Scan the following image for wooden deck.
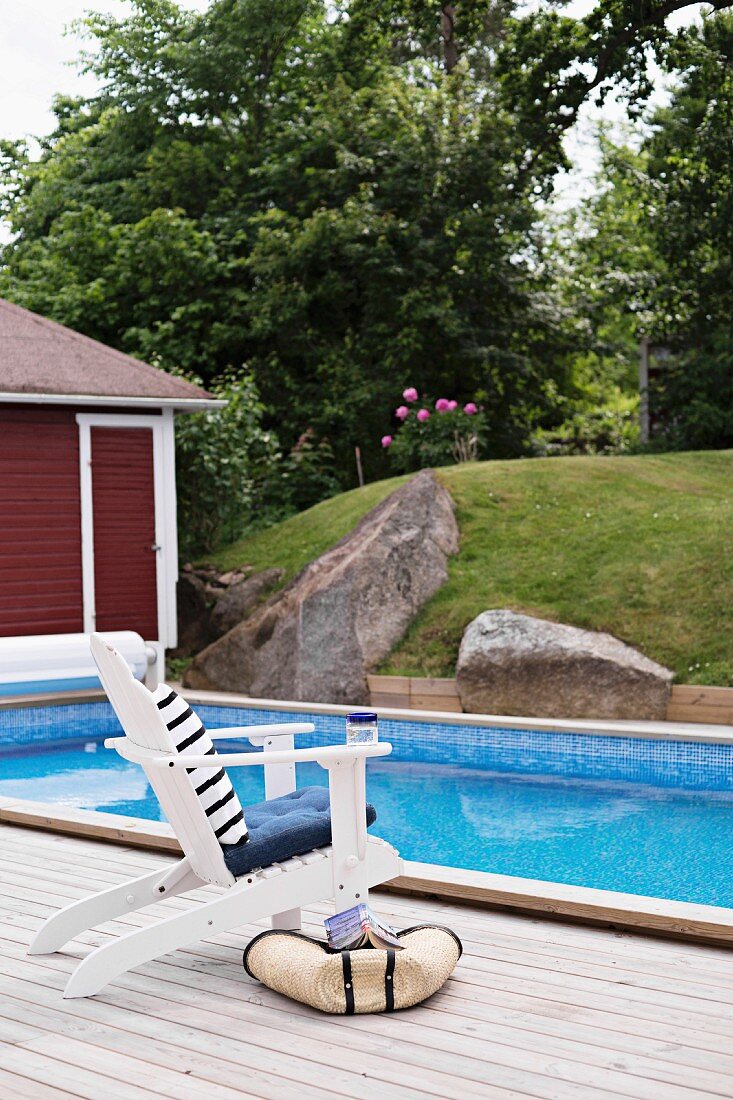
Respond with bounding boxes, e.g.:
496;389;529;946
1;825;733;1100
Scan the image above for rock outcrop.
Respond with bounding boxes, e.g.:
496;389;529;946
172;570;212;658
209;568;284;639
456;610;673;720
172;564;283;658
184;470;459;703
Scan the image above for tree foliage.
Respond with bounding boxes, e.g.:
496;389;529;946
645;14;733;452
554;11;733;452
174;371;283;557
1;0;729;522
645;12;733;345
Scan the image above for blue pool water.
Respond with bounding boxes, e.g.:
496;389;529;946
2;701;733;907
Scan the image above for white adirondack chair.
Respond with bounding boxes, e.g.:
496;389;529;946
29;634;402;998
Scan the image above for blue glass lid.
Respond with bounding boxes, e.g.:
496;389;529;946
346;711;378;722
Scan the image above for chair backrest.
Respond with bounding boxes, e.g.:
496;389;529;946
91;633;234;887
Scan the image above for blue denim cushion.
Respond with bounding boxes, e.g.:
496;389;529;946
221;786;377;878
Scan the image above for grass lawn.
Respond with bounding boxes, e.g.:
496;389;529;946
207;450;733;685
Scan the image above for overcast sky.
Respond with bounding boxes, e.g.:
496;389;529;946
0;0;703;208
0;1;207;145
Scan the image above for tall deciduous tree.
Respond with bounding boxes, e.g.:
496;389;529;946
554;12;733;451
1;0;727;485
644;12;733;448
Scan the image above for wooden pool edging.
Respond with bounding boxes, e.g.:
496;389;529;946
2;795;732;947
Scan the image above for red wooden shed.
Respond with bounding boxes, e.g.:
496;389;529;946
0;298;220;653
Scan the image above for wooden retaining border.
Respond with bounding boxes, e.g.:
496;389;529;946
3;797;733;945
368;675;733;725
3;678;730;724
367;675;462;712
666;684;733;725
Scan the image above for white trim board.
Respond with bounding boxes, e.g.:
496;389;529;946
76;412;178;649
0;391;223;411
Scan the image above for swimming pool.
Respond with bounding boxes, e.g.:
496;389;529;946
2;699;733;907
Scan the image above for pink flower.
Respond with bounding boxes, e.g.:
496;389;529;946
463;402;478;415
417;409;431;423
402;387;418;403
395;405;409;421
447;400;458;411
381;435;393;448
435;398;450;413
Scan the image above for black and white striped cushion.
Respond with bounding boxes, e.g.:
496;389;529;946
153;684;248;847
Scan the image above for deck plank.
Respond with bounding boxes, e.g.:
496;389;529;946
3;867;730;1029
7;900;733;1069
0;1066;79;1100
1;823;733;1099
3;930;730;1099
7;827;733;968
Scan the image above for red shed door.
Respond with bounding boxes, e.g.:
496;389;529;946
0;406;83;636
90;427;159;639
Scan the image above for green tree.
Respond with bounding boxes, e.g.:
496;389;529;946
645;13;733;345
645;15;733;456
535;138;660;452
1;0;728;490
174;370;283;558
553;12;733;452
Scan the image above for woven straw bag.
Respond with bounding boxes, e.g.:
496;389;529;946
243;925;462;1014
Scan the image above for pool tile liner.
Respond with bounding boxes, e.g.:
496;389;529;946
2;700;732;790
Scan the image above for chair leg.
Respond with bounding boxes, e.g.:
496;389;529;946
29;860;200;956
271;907;301;930
64;858;333;998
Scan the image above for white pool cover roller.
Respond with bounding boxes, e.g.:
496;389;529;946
0;631;156;697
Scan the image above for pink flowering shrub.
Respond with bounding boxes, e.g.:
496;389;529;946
381;387;487;472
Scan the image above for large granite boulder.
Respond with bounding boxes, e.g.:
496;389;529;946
184;470;459;703
456;610;673;720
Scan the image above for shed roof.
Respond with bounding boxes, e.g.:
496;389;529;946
0;298;220;409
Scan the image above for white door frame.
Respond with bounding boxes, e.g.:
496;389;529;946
76;410;178;648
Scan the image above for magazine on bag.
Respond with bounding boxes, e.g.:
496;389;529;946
324;903;404;951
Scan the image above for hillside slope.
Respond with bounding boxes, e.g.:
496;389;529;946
208;451;733;685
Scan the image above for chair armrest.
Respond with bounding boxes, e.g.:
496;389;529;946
105;735;386;898
210;723;315;740
105;737;391;769
241;725;314;800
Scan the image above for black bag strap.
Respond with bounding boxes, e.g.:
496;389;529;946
384;949;396;1012
342;951;355;1014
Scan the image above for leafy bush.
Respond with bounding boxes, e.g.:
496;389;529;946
175;371;282;559
276;429;342;514
647;335;733;452
383;388;488;473
532;407;639;457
